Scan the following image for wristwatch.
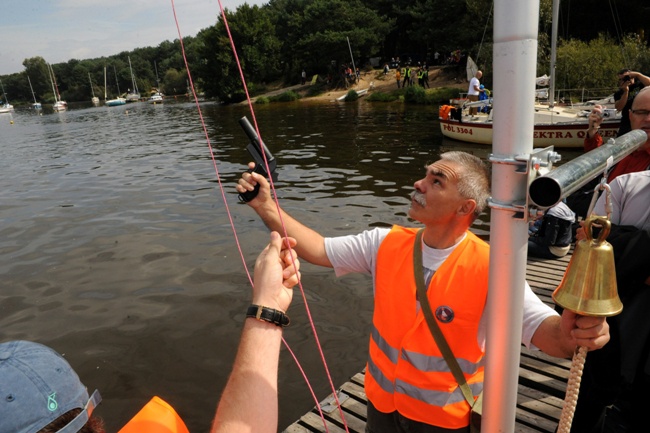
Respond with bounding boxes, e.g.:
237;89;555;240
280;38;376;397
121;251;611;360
246;304;290;327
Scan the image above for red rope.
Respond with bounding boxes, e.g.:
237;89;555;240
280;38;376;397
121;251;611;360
169;1;350;431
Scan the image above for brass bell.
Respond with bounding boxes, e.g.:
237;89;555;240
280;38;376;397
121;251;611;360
552;215;623;317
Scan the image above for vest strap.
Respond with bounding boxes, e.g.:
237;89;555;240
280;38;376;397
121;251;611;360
413;229;477;409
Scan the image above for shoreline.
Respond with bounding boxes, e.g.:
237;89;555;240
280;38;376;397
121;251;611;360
251;66;468;103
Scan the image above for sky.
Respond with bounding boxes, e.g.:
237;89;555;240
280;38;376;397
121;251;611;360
1;0;265;76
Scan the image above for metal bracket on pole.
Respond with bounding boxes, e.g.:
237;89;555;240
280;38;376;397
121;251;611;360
488;147;561;221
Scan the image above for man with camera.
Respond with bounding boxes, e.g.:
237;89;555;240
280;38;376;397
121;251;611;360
614;69;650;136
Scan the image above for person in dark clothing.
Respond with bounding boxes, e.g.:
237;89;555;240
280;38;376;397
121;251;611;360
527;201;575;259
613;69;650;136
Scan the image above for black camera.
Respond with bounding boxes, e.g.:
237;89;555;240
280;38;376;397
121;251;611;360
623;75;631;82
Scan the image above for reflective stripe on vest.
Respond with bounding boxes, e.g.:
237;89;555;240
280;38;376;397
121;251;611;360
371;325;483;375
365;225;489;429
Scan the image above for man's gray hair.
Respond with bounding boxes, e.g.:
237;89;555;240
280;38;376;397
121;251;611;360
440;151;491;217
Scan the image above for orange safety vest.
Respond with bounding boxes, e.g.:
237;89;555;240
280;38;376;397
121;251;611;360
365;226;489;429
439;105;453;120
118;396;189;433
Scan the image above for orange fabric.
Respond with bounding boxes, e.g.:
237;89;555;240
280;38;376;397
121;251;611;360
118;396;189;433
439;105;453;120
583;133;603;152
365;226;489;429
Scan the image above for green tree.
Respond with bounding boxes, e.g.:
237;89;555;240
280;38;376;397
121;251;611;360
199;4;282;102
298;0;392;67
23;57;51;101
162;68;188;95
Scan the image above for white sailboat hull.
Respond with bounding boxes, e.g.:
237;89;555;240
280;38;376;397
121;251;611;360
440;104;621;148
53;101;68;112
106;98;126;107
440;117;620;148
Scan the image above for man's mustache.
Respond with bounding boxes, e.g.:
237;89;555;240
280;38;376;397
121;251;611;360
411;191;426;207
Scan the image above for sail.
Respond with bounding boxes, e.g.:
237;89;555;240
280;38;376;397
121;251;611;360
466;56;478;82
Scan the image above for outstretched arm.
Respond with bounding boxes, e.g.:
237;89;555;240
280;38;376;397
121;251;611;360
237;161;332;267
211;232;301;433
531;310;610;358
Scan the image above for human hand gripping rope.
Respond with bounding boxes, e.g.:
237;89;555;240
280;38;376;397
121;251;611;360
169;1;350;432
552;185;622;433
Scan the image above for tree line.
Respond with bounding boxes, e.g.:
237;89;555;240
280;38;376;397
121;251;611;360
1;0;648;105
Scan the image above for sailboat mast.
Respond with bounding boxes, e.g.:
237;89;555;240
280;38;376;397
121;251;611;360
50;64;62;102
0;78;8;105
346;37;357;77
154;61;160;89
114;66;121;95
89;72;96;98
549;0;559;108
28;75;38;103
48;64;58;103
104;66;107;100
128;56;139;94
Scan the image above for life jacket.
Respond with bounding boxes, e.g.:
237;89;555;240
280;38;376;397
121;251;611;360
365;226;489;429
118;396;189;433
439;105;453;120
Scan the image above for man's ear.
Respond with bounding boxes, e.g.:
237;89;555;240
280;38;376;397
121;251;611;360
458;199;477;217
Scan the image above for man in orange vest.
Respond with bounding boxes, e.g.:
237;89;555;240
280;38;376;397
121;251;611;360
0;232;300;433
237;151;610;432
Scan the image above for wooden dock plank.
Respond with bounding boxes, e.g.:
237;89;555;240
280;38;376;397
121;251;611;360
284;254;576;433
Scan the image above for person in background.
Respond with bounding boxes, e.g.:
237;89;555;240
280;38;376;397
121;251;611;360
527;201;575;259
613;69;650;136
402;65;411;88
395;68;401;89
301;69;306;85
467;70;482;115
570;171;650;432
567;89;650;219
237;150;610;433
0;232;300;433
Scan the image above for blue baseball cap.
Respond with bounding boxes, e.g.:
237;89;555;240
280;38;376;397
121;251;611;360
0;341;101;433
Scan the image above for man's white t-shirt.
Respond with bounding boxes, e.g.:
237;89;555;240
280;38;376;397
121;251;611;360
324;227;558;350
468;77;480;96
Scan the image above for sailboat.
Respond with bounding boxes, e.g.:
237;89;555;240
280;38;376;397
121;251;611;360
89;72;100;107
148;61;164;104
27;76;42;110
125;56;141;102
0;78;14;113
48;63;68;112
105;66;126;107
439;0;621;148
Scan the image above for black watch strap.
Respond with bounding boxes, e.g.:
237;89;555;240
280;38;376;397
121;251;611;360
246;304;290;327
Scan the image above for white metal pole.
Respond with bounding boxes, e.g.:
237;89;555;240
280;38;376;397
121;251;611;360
483;0;539;432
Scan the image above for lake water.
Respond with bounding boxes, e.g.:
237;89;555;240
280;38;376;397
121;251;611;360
0;99;580;432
